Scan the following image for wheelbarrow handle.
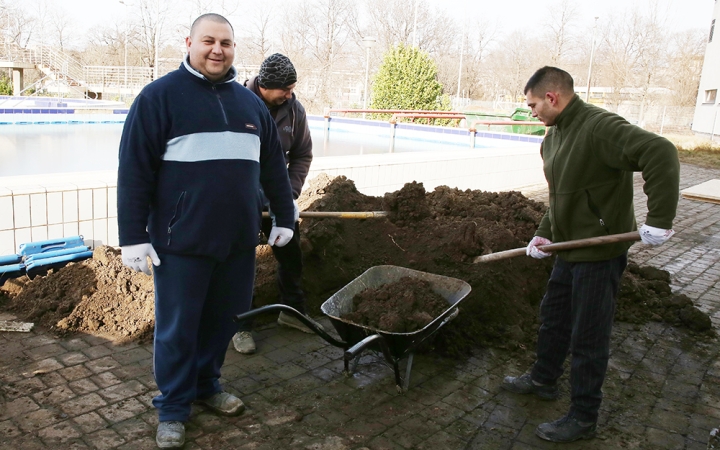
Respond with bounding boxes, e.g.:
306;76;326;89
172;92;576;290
473;231;641;263
233;304;348;348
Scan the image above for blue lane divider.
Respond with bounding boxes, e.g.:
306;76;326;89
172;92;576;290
1;236;94;284
24;246;91;262
0;254;22;265
19;236;86;256
25;251;94;272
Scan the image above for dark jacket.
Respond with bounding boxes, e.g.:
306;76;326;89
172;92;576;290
244;76;313;199
117;59;295;260
536;95;680;262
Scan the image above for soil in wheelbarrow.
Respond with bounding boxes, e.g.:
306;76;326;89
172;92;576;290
0;173;713;351
342;277;450;333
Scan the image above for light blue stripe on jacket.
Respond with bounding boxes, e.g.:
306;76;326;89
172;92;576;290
163;131;260;162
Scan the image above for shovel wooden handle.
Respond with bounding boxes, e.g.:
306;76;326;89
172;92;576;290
473;231;641;263
262;211;389;219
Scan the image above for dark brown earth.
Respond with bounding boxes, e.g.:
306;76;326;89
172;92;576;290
342;277;449;333
0;173;713;356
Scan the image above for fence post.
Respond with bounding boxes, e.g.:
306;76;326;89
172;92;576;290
712;109;719;142
389;122;397;153
323;108;331;156
659;106;667;135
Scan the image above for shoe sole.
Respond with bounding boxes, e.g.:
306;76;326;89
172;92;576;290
535;428;596;442
196;400;246;416
156;438;185;448
234;347;256;354
501;382;558;400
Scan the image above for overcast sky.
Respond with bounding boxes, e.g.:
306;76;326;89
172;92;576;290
60;0;715;42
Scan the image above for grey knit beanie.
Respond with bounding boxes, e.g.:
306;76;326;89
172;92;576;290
258;53;297;89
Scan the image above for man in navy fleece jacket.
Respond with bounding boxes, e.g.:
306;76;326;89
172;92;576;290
117;13;295;449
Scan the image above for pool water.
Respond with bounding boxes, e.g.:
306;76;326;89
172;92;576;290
0;120;479;177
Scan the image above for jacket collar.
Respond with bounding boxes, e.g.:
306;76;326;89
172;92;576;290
181;55;238;85
554;94;583;129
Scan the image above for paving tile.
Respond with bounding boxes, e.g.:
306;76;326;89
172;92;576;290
83;428;126;450
72;411;109;434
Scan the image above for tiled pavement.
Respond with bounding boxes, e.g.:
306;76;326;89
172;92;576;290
1;163;719;450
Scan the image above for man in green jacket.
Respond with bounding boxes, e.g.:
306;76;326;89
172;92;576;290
501;66;679;443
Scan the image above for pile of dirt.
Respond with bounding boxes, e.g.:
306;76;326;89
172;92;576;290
342;277;449;333
0;173;713;352
0;246;155;344
617;263;712;332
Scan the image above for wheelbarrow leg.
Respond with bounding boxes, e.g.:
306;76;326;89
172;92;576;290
402;354;414;392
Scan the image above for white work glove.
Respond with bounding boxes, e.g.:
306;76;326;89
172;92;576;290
267;200;300;227
121;243;161;275
267;226;294;247
640;224;675;246
526;236;553;259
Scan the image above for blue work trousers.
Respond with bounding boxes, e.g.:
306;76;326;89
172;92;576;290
531;252;627;423
152;249;255;422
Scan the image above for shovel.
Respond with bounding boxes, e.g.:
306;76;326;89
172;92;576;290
262;211;389;219
473;231;641;264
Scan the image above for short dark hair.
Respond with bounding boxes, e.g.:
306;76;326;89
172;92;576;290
524;66;574;96
190;13;234;38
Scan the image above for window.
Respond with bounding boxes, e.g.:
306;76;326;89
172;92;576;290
705;89;717;103
710;19;715;43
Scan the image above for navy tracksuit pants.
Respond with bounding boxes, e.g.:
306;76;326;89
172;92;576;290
237;218;305;332
152;249;255;422
530;252;627;423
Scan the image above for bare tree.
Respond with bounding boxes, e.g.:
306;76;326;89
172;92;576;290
47;7;76;51
543;0;580;65
485;30;545;104
364;0;456;56
278;0;359;110
436;18;496;101
667;29;706;106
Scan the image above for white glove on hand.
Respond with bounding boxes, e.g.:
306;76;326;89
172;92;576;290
526;236;553;259
640;224;675;246
268;226;294;247
121;243;161;275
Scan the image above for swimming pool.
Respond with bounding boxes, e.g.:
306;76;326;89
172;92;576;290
0;115;537;177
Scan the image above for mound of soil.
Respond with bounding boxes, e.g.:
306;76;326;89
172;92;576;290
0;173;713;352
342;277;449;333
0;246;155;344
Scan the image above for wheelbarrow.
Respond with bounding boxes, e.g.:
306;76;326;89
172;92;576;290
234;265;471;392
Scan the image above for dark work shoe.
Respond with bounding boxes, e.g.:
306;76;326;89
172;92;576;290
535;415;597;442
501;373;558;400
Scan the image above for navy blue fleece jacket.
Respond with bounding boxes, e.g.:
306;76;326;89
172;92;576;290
117;59;294;260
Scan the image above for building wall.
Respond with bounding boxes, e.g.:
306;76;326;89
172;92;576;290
693;1;720;138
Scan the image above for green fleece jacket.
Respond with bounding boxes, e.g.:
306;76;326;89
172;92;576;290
536;95;679;262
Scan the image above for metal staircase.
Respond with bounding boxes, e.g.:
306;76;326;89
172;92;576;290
3;42;89;97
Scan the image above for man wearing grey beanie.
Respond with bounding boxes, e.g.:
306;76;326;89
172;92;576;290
233;53;318;354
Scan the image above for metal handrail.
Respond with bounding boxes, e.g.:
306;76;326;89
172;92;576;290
468;120;544;132
325;108;464;118
389;113;466;124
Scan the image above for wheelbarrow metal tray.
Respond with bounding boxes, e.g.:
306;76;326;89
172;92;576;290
321;265;471;360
